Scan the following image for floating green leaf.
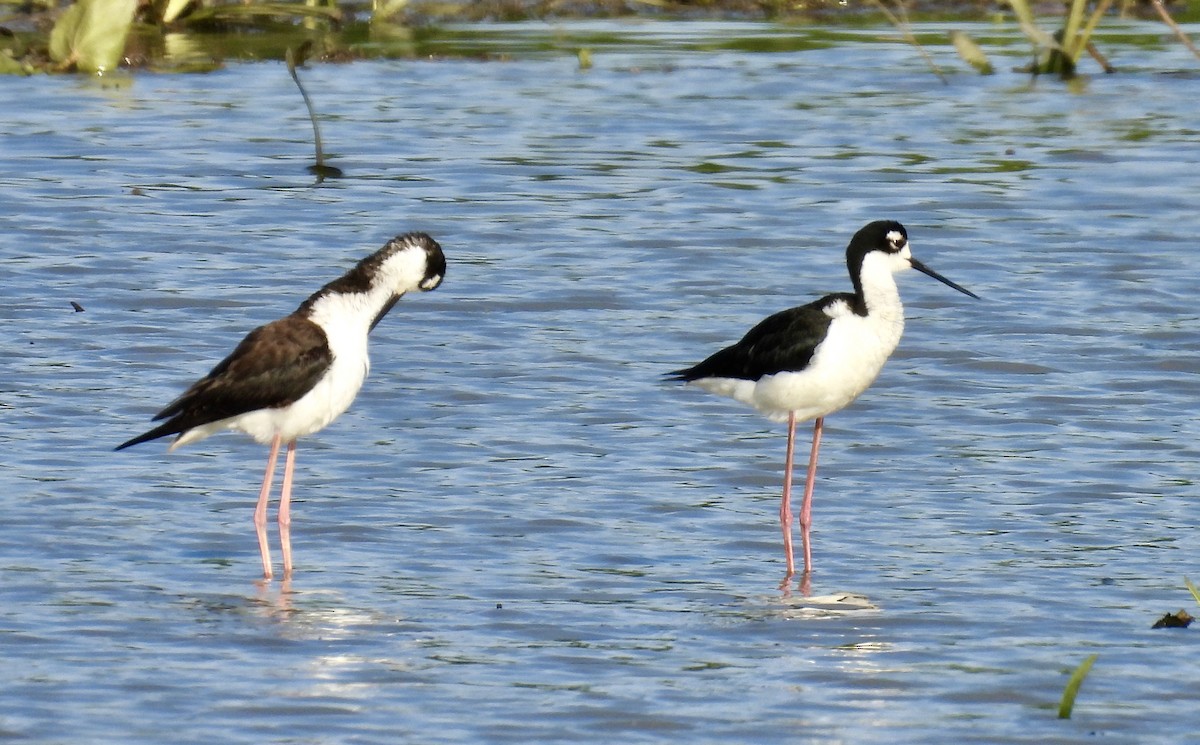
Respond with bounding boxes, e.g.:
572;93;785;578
1057;653;1098;720
49;0;137;74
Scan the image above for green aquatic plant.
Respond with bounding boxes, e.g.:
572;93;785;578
373;0;411;21
9;0;368;73
1006;0;1115;76
1185;576;1200;606
149;0;196;24
948;29;993;74
1057;653;1098;719
48;0;137;73
179;2;343;26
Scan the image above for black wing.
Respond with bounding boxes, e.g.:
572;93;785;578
116;315;332;450
668;294;851;383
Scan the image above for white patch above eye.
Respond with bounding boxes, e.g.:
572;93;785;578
886;230;906;249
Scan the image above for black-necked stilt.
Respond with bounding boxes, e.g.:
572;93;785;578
116;232;446;580
668;220;976;584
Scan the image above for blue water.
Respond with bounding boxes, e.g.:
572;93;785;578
2;20;1199;743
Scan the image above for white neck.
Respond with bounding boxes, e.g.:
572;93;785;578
858;250;906;322
306;284;394;336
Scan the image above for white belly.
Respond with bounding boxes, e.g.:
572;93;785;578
240;355;369;443
695;311;903;423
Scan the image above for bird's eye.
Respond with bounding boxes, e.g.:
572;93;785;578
885;231;906;251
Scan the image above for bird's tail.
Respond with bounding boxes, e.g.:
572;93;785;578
664;366;701;383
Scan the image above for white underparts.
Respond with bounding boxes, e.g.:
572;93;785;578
693;249;911;423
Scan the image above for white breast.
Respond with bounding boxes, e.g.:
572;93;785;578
266;336;369;442
217;293;375;446
748;251;911;422
273;293;372;441
751;308;903;422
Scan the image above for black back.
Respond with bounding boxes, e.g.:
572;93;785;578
668;220;910;384
115;315;332;450
667;293;855;383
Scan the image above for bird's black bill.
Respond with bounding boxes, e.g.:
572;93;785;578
910;258;979;299
369;295;401;332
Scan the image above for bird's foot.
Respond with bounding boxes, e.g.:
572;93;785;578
780;568;813;597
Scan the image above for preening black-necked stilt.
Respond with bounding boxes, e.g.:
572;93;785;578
116;233;447;580
668;220;976;584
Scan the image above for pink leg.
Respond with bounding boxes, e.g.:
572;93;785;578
779;412;797;578
255;434;282;580
799;417;824;576
279;441;297;579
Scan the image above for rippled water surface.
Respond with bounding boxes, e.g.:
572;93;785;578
3;20;1200;743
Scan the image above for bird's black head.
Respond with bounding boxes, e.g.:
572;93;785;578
844;219;977;300
416;234;447;292
850;219;908;256
299;233;447;326
371;232;446;294
845;220;908;283
363;233;446;331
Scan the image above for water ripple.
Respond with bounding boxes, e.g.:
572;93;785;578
2;21;1199;744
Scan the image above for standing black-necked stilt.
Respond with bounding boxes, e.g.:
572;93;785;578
116;232;446;580
668;220;976;585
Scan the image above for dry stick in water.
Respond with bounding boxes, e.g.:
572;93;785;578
286;45;342;179
1150;0;1200;62
1075;0;1116;72
867;0;947;85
